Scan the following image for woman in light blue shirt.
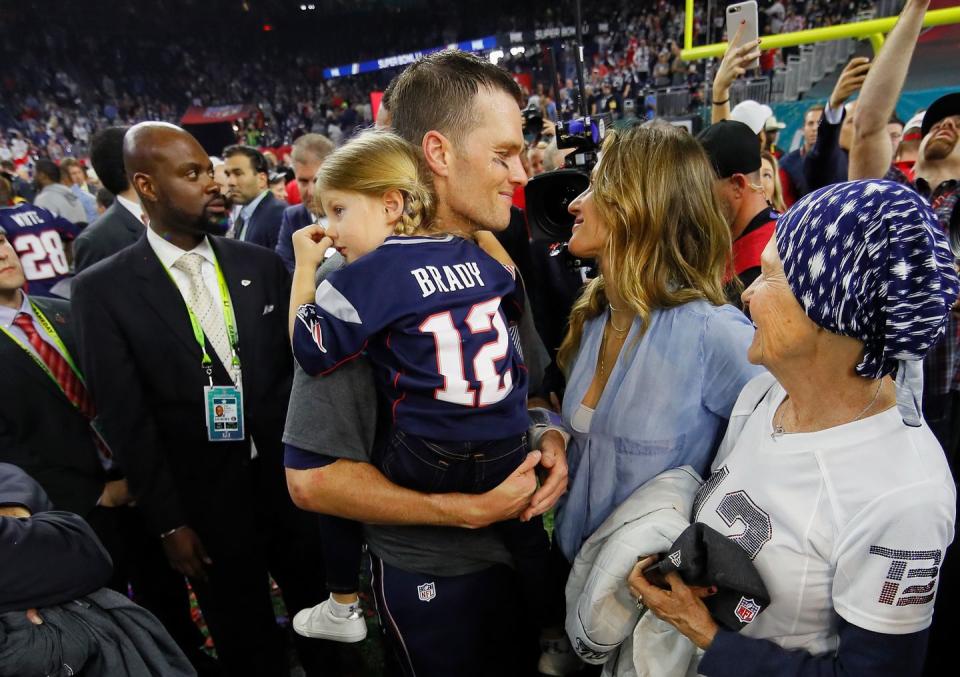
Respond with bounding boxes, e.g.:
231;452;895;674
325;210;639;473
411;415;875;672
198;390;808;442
553;123;763;561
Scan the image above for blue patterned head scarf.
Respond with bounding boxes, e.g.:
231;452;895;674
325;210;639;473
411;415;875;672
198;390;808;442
776;180;959;426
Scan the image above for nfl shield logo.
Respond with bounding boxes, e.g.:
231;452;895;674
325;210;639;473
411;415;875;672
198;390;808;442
417;582;437;602
668;550;682;567
735;596;761;624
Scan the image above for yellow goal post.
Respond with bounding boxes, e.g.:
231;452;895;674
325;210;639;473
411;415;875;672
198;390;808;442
681;0;960;60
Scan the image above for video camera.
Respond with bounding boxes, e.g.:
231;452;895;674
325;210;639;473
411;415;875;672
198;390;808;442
525;112;611;242
522;103;544;145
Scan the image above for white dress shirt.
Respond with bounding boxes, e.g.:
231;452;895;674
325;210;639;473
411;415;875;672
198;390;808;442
0;291;70;364
145;227;224;310
236;189;269;241
144;228;256;458
115;194;148;225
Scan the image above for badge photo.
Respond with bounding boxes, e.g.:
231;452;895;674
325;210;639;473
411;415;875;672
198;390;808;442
204;385;245;441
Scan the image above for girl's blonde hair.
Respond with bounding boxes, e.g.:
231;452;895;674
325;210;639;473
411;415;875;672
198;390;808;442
556;123;733;372
313;129;435;235
760;150;786;212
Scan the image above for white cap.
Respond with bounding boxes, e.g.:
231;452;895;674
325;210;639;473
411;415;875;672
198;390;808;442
764;115;786;131
904;111;925;133
730;100;774;135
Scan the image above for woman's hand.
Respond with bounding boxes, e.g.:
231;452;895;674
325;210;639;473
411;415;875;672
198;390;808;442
292;224;332;270
628;555;720;650
521;430;569;521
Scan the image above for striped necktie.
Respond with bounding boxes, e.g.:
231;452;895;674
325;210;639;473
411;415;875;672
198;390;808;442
13;312;113;467
13;313;95;417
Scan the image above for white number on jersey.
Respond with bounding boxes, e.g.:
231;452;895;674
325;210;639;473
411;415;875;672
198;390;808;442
694;466;773;560
14;231;69;280
419;296;513;407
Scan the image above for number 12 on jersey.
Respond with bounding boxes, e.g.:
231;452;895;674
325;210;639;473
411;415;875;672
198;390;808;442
419;296;513;407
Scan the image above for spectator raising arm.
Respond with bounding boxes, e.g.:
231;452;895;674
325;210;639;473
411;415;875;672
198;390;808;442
711;21;761;125
849;0;930;180
804;57;871;191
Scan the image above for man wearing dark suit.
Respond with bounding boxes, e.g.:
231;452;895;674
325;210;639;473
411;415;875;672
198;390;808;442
0;223;215;674
72;122;331;677
276;201;315;273
224;145;286;251
0;225;108;515
274;133;334;272
74;127;148;274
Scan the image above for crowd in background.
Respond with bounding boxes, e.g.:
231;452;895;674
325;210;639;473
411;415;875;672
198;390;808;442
1;1;880;170
1;1;957;677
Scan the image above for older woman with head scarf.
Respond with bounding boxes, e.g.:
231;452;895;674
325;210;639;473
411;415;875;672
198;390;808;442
628;180;958;676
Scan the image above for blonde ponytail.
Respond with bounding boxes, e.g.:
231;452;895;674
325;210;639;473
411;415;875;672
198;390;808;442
394;183;434;236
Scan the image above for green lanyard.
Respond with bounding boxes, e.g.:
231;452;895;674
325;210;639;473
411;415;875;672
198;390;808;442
0;301;87;400
163;251;241;383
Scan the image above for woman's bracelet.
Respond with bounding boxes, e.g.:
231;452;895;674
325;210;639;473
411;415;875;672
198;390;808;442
711;98;730;106
528;408;571;449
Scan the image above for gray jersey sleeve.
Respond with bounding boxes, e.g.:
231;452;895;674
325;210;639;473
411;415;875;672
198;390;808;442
282;252;377;460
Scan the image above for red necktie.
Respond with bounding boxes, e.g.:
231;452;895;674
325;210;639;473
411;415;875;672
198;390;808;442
13;312;96;418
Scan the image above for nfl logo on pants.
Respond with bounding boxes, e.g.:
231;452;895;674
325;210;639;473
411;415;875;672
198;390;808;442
417;582;437;602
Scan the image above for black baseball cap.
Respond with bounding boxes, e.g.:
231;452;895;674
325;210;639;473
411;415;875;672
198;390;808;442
921;91;960;138
697;120;762;179
649;522;771;632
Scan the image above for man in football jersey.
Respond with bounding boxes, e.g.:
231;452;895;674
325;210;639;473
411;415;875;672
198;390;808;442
0;175;79;297
284;50;570;676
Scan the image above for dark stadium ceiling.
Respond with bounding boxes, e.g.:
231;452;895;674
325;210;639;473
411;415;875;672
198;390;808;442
5;0;563;68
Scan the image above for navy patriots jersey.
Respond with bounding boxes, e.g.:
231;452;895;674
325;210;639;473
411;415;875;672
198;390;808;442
1;204;80;297
293;235;529;441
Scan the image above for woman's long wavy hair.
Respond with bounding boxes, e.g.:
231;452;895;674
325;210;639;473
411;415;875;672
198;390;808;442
556;123;733;372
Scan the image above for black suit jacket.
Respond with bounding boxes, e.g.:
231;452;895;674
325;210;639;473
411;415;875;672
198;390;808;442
804;107;849;194
240;192;287;252
73;202;144;273
0;296;106;516
71;235;293;534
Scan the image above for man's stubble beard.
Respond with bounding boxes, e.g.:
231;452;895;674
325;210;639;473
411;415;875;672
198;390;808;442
924;137;958;163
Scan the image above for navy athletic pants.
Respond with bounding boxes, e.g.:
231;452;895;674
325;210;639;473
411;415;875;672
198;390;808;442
371;555;539;677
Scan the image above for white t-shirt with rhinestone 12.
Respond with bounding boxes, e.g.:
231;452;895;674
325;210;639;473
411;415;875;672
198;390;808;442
693;373;955;656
